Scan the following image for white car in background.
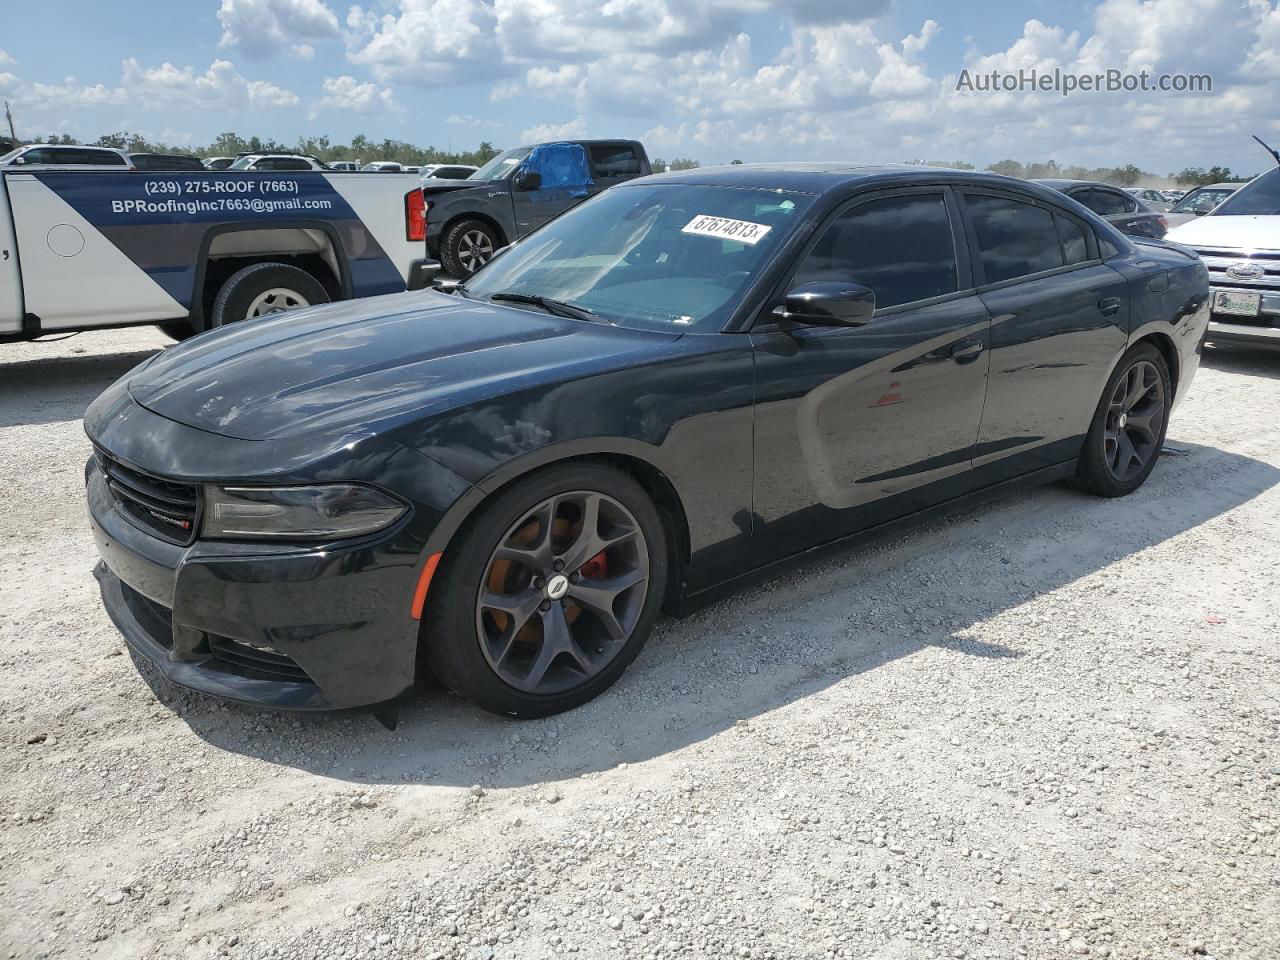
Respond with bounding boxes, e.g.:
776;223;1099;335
0;143;132;169
1164;183;1242;228
361;161;404;172
421;163;479;180
1127;187;1173;211
229;153;329;171
1167;167;1280;349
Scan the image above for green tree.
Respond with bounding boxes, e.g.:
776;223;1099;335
986;159;1024;178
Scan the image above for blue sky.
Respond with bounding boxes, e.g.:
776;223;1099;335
1;0;1277;176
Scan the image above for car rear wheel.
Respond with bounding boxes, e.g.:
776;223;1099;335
425;462;668;717
441;219;499;278
210;263;329;329
1075;342;1171;497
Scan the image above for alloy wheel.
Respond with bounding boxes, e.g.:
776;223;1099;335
1103;359;1166;482
459;230;494;273
245;287;310;320
476;491;649;695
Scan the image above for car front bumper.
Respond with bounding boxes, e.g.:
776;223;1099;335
87;454;428;712
1206;284;1280;348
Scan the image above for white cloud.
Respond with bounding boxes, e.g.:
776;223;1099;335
311;75;400;117
0;50;15;66
217;0;340;59
446;113;499;128
346;0;499;84
518;116;587;143
10;59;298;113
120;58;300;110
0;72;18;96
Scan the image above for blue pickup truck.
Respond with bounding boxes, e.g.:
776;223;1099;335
0;165;432;342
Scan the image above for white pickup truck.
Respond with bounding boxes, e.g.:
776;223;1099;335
1167;163;1280;349
0;165;432;342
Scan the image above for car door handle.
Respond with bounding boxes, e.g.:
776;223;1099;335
1098;297;1122;317
951;338;985;364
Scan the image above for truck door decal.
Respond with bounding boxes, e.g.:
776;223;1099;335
29;172;405;311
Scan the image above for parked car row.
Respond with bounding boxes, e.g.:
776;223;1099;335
0;145;479;177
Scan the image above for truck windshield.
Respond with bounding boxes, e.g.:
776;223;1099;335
469;147;532;180
1213;169;1280;216
462;183;815;333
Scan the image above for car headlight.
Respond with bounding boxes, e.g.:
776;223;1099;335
202;484;408;540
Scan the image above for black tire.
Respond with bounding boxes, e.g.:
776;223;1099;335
157;320;195;342
1075;342;1172;497
440;219;499;278
425;462;668;718
210;263;329;329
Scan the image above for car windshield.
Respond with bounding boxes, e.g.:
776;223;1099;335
1172;187;1235;214
462;183;815;333
1213;170;1280;216
228;156;256;170
469;147;532;180
0;147;22;164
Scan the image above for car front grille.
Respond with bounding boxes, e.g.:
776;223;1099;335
96;450;200;544
208;635;314;684
1193;247;1280;290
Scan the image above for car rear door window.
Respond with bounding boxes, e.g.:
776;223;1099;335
589;144;643;178
1055;215;1089;265
1085;189;1130;216
964;194;1064;284
793;192;958;310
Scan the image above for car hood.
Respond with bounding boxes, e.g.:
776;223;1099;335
127;290;679;442
420;179;486;196
1165;215;1280;251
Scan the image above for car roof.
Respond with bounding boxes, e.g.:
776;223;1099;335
21;143;124;153
636;162;1084;197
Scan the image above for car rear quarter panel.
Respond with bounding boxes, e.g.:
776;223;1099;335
1124;245;1210;407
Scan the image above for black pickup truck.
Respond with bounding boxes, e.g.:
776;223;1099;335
423;139;652;277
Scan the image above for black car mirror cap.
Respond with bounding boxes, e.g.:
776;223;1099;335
773;281;876;327
514;170;542;191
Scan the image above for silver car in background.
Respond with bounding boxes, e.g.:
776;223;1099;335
1165;183;1241;228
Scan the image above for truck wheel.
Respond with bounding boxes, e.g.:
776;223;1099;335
210;263;329;329
441;219;499;278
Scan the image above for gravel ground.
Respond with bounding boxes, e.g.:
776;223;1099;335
1;328;1278;960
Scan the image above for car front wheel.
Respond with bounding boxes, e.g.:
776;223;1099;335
425;462;668;717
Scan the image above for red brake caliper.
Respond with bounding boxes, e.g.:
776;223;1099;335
579;551;609;580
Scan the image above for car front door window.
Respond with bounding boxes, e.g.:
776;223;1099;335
792;193;959;309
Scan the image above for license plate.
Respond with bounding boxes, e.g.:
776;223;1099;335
1214;290;1261;317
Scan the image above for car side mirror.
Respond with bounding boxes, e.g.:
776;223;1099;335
773;281;875;327
13;156;24;165
514;169;542;191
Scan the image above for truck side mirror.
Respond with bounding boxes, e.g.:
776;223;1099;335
514;169;542;192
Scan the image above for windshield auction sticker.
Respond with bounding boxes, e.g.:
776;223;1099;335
681;215;772;245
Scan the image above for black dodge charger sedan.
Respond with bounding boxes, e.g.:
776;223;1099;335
85;164;1210;720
